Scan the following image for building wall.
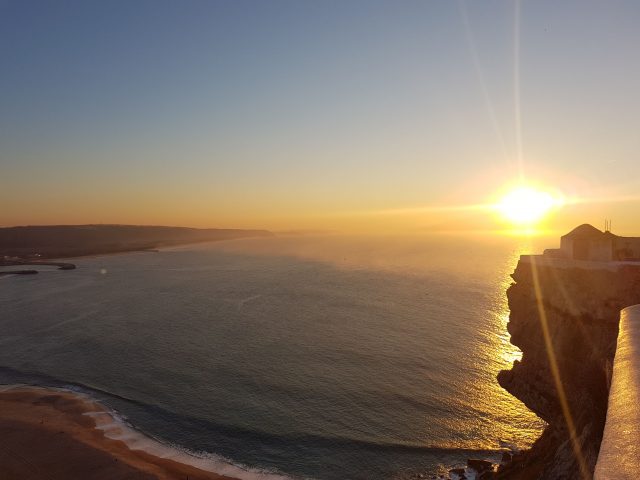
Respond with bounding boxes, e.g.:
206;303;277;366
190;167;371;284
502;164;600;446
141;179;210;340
560;237;574;259
589;238;614;261
614;237;640;260
559;236;614;261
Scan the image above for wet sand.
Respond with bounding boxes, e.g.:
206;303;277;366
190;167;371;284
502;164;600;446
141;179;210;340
0;387;239;480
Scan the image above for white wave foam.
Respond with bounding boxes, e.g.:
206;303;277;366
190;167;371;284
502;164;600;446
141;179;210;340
1;384;297;480
83;409;295;480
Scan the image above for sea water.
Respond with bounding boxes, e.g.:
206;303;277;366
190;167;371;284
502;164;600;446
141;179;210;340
0;234;547;479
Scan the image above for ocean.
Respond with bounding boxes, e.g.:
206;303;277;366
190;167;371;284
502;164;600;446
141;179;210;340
0;234;547;479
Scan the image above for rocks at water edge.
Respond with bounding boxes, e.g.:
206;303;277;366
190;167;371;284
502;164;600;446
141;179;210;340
467;459;493;474
448;467;466;479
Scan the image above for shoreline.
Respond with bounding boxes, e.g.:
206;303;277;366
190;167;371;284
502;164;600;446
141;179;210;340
0;224;274;263
0;385;288;480
0;237;265;272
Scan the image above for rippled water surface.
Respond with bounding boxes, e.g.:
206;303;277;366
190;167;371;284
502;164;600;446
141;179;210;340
0;234;547;479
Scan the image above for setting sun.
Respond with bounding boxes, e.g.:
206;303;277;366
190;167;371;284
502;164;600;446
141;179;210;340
497;186;562;226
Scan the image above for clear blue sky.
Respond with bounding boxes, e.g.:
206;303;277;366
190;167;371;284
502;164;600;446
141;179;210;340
2;0;639;231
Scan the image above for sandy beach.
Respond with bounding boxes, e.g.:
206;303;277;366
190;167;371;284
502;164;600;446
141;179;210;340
0;386;239;480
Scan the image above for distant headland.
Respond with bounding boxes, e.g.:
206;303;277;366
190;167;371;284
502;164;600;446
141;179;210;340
0;224;273;274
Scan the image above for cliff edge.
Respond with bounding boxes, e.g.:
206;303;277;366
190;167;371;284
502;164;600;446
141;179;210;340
496;258;640;479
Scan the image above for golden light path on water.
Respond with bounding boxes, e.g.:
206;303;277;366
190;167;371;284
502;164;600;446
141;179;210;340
439;241;546;454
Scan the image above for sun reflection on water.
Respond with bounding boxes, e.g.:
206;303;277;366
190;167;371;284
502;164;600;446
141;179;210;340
499;312;523;364
469;240;546;451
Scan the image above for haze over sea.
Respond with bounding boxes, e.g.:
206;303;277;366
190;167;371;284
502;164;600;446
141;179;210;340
0;234;547;479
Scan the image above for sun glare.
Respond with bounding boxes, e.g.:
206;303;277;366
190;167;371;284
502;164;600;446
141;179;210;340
497;186;561;226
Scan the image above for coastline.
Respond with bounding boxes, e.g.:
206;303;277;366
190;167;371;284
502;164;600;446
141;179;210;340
0;224;274;262
0;386;286;480
0;237;266;274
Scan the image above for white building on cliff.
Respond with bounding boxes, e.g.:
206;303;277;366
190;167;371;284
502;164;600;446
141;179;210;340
546;224;640;262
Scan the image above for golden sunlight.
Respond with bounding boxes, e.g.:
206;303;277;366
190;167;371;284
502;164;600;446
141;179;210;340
497;186;562;226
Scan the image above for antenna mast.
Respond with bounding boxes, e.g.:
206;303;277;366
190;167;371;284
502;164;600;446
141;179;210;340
604;219;612;233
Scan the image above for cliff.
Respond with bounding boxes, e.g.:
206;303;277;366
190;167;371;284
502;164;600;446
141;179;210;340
496;258;640;479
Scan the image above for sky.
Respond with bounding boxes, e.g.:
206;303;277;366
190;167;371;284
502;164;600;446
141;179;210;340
2;0;640;234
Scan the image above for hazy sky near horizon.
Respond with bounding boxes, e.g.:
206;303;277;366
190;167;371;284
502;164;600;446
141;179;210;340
2;1;640;233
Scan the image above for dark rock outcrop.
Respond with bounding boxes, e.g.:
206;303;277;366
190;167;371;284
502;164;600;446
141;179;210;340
468;459;493;475
496;260;640;479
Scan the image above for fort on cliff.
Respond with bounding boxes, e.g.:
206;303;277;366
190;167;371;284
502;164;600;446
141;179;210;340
545;223;640;262
496;224;640;480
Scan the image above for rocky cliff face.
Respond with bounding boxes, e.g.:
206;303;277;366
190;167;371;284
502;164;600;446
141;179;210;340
496;260;640;479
